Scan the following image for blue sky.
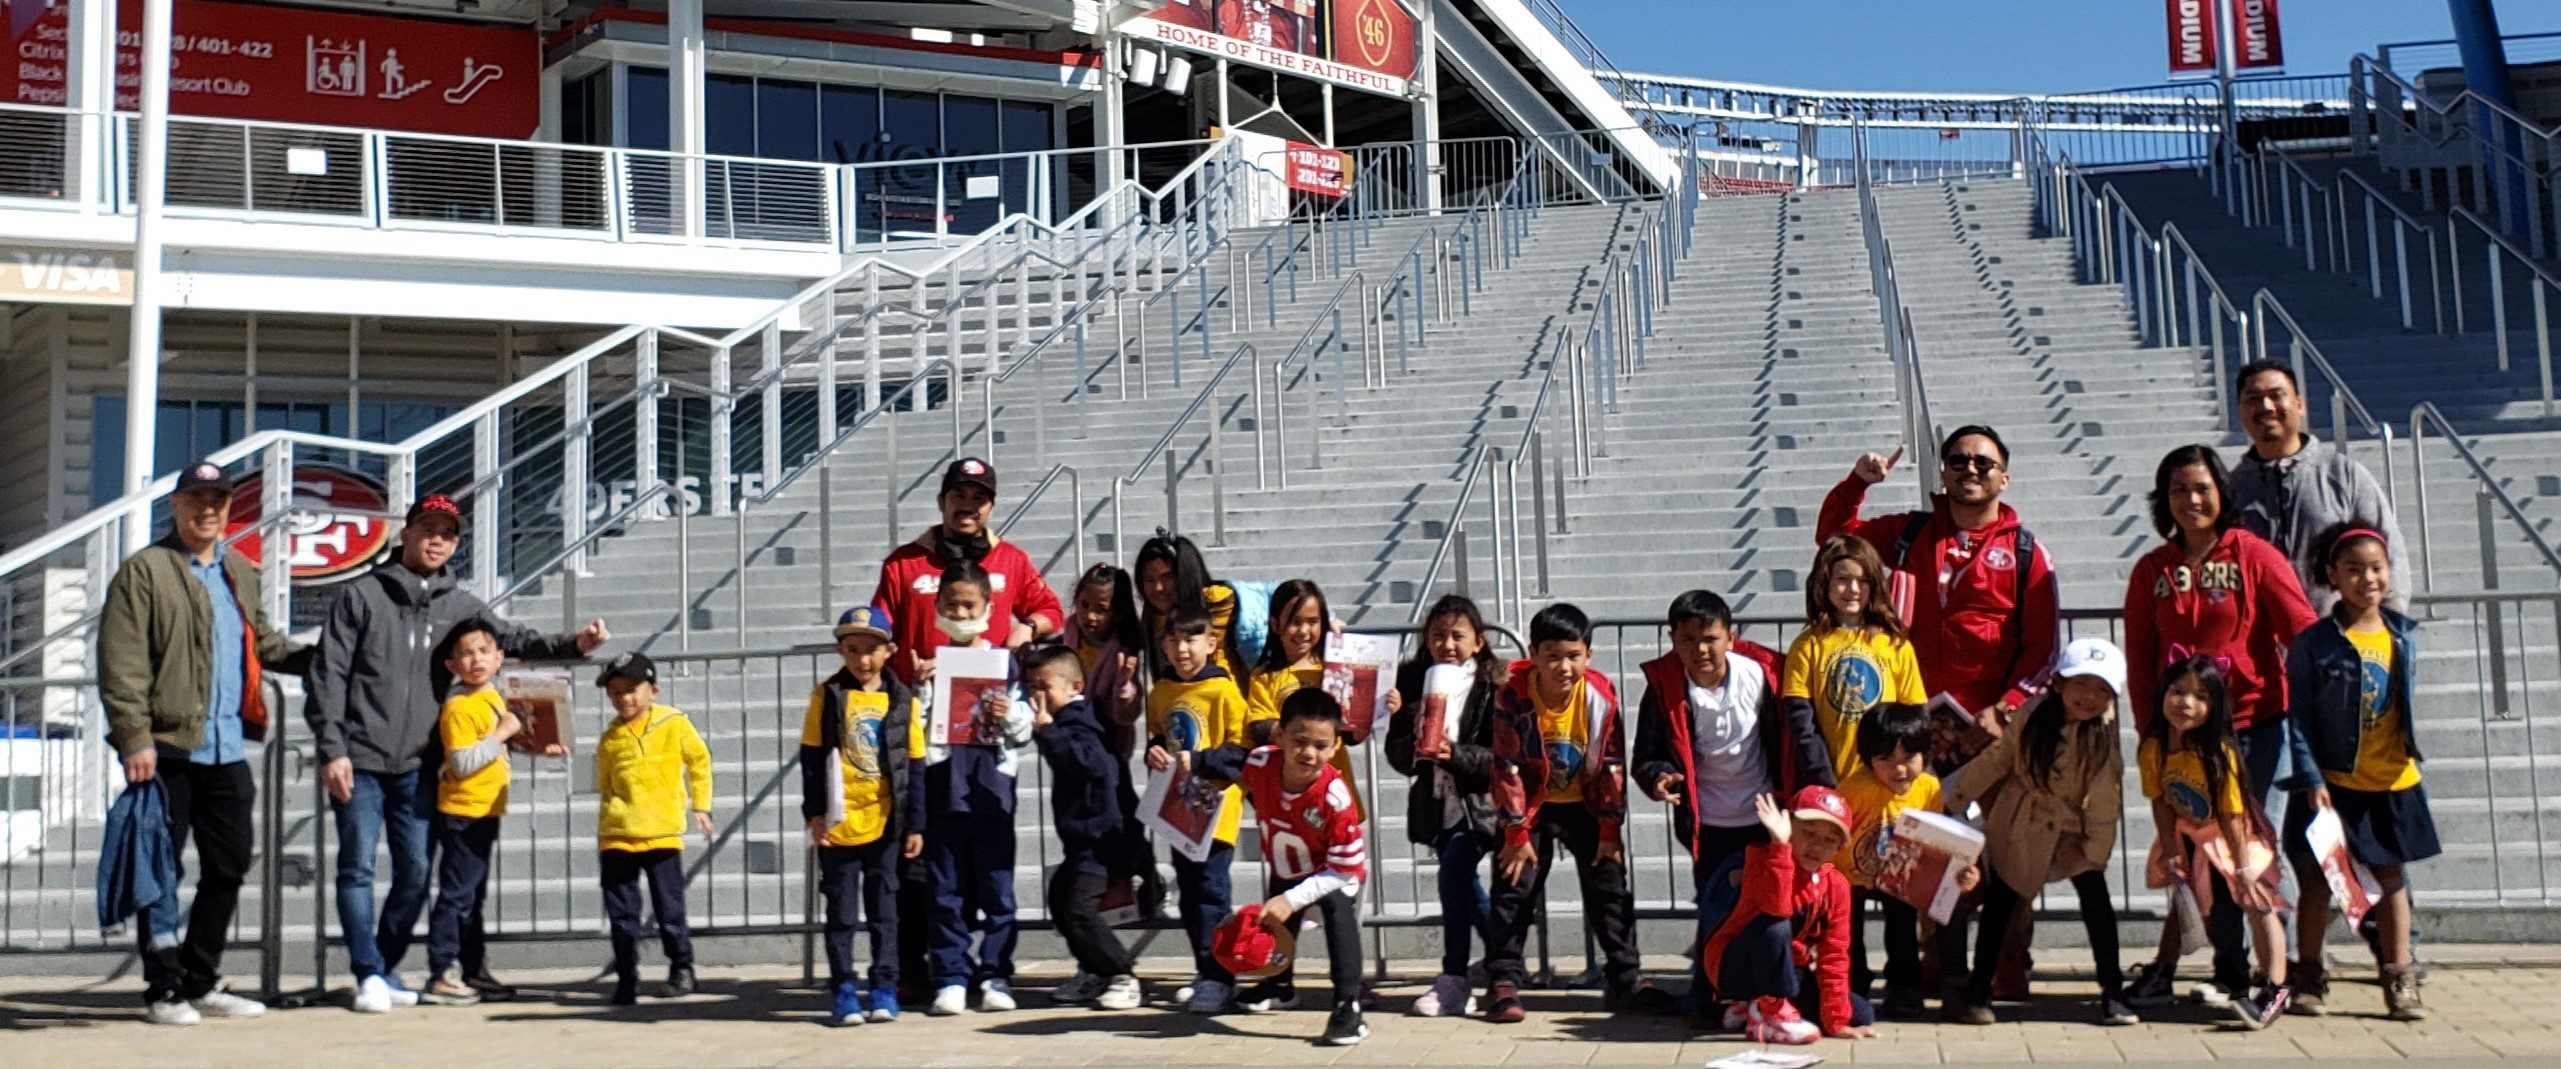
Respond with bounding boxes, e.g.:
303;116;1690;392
1561;1;2522;94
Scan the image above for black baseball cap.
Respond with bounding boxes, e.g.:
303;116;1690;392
174;459;234;496
940;457;996;496
596;651;657;688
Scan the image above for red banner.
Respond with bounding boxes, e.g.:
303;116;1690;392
1329;0;1416;81
2164;0;2217;74
1284;141;1352;197
4;0;540;139
2228;0;2282;70
1218;0;1319;56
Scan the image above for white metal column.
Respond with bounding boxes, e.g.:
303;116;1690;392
64;0;115;211
118;0;176;552
1415;0;1442;211
669;0;709;240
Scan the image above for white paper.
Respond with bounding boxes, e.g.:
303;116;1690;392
1138;764;1228;864
2303;805;2381;927
929;645;1014;747
1321;632;1400;737
1705;1051;1823;1069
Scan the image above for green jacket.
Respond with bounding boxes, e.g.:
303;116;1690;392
98;533;309;757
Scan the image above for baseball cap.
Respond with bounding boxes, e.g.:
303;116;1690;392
174;459;234;496
407;493;467;532
1789;785;1852;834
597;651;657;688
940;457;997;496
2053;637;2127;698
834;605;893;642
1211;905;1295;981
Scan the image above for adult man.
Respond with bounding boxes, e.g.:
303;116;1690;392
99;460;310;1026
2228;359;2410;610
304;493;607;1013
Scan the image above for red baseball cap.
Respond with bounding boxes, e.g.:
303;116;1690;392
1789;785;1852;834
1211;905;1295;981
407;493;466;532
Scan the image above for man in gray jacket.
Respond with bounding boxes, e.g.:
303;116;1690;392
2229;359;2410;609
303;493;607;1012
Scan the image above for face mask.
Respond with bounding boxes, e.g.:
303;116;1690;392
937;614;990;644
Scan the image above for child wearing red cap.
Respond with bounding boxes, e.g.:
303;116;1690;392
1695;787;1874;1045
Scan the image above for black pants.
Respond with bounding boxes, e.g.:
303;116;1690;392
1267;876;1364;1005
1172;842;1236;983
140;753;256;1004
818;840;900;988
1049;854;1136;978
1715;912;1875;1027
599;849;693;981
1487;801;1640;990
2206;868;2250;993
1686;823;1770;1005
427;814;498;974
898;858;931;994
1851;890;1921;1000
1950;868;2123;1003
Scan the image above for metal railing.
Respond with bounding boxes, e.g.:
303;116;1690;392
2407;402;2561;596
2445;206;2561;419
2351;56;2559;260
1855;122;1942;498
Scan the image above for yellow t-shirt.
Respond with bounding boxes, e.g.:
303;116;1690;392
1147;671;1250;843
800;683;926;848
1246;664;1363;813
1783;626;1929;782
1834;767;1943;888
1534;679;1591;804
1075;641;1104;679
2330;626;2422;792
2138;738;2247;824
437;686;510;819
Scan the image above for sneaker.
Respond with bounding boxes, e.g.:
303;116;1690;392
609;978;638;1007
663;965;698;998
1879;988;1926;1020
2286;961;2328;1017
1322;1001;1369;1046
464;971;519;1002
424;965;483;1006
1239;978;1298;1013
1721;1001;1749;1032
830;980;867;1027
2100;997;2139;1027
1942;999;1996;1026
929;984;969;1016
2230;981;2290;1030
1052;972;1108;1006
1095;975;1143;1012
1605;978;1679;1016
978;978;1016;1012
1183;978;1234;1015
2124;960;2176;1007
1745;997;1819;1045
866;986;902;1022
352;975;396;1014
1484;983;1525;1024
144;999;202;1027
189;987;266;1020
2382;964;2428;1022
378;973;422;1008
2189;981;2232;1008
1412;973;1473;1017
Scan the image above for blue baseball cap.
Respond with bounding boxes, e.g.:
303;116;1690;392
834;605;893;642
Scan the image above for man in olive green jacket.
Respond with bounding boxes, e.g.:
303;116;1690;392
98;460;308;1026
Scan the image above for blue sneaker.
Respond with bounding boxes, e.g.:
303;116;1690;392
829;980;866;1027
866;986;901;1023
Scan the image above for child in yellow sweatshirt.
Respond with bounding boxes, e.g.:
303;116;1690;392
592;652;715;1006
424;619;564;1005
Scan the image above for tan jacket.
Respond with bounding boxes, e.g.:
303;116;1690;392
1941;713;2124;897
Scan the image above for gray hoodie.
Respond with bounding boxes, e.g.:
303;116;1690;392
303;561;584;774
2229;434;2411;611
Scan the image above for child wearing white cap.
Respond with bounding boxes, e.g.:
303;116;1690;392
1937;637;2133;1027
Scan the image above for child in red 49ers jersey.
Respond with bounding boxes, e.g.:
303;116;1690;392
1193;689;1370;1046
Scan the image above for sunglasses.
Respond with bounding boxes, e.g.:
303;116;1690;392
1941;454;2003;475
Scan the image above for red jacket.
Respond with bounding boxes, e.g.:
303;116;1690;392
1629;642;1835;856
869;529;1064;686
1698;840;1854;1036
1816;478;2060;712
1482;661;1626;850
2122;528;2316;731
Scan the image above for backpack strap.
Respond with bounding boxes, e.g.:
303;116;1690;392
2012;526;2038;607
1891;512;1932;571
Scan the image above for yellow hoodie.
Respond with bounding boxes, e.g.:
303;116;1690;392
595;704;715;852
1146;669;1249;844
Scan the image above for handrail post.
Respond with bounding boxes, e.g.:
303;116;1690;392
1162;449;1180;536
1210;401;1227;548
1530;430;1551;594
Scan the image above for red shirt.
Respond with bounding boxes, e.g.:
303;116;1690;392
1816;479;2061;712
1240;747;1366;886
868;530;1064;686
2122;527;2316;731
1698;841;1854;1036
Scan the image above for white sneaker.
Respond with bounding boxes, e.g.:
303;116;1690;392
978;979;1017;1012
1412;973;1472;1017
2192;982;2233;1008
929;984;969;1016
352;975;396;1014
1184;978;1233;1015
1095;975;1143;1011
143;999;201;1027
190;988;267;1020
378;973;422;1008
1052;972;1108;1005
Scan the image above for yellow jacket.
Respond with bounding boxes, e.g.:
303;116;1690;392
1147;669;1250;843
595;704;714;852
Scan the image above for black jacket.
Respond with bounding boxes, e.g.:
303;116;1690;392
1034;697;1151;873
304;561;583;774
799;670;926;842
1381;658;1501;846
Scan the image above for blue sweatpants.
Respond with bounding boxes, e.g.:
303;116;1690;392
922;808;1017;985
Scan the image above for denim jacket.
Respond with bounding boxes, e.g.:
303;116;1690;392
2285;608;2421;778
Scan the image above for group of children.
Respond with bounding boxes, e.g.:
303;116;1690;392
408;511;2438;1046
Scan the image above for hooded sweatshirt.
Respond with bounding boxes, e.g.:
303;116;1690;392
1481;661;1626;850
869;527;1064;686
1816;481;2061;713
2229;434;2411;612
305;561;583;775
2122;527;2317;731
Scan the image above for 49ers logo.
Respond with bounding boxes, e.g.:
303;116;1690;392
224;465;393;584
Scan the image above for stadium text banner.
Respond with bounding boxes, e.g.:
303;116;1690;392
2164;0;2217;74
1284;142;1354;197
2228;0;2283;71
1127;1;1411;99
2;0;541;139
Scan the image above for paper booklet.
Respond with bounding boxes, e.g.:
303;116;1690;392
2302;805;2381;928
1322;632;1401;738
498;666;574;756
1415;663;1474;759
1139;763;1230;864
1705;1051;1824;1069
929;645;1014;747
1097;873;1150;928
1872;808;1986;924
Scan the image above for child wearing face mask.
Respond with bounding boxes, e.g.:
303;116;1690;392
915;561;1035;1017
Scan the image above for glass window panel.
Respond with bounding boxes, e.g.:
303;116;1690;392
705;74;757;157
942;96;1001;236
625;66;669;151
998;101;1053;221
820;85;880;165
756;78;819;161
870;91;945;239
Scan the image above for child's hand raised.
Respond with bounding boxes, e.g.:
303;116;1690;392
1753;793;1793;844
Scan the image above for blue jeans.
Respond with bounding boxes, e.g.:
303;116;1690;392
1172;842;1235;984
922;808;1018;985
1434;827;1492;977
332;767;434;981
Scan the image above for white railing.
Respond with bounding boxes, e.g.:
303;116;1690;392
2445;205;2561;420
2351;56;2559;260
1855;122;1942;499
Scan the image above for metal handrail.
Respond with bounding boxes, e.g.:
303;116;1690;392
1110;342;1257;554
2252;145;2334;269
2407;401;2561;592
2332;165;2446;334
2351;56;2559;258
2444;205;2561;418
1855;122;1940;497
995;463;1086;582
2157;222;2253;427
2250;289;2392;440
1404;446;1496;627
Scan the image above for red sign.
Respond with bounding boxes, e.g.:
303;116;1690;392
1218;0;1318;56
4;0;540;139
2228;0;2282;70
1329;0;1415;81
225;465;395;584
2165;0;2217;74
1284;142;1353;197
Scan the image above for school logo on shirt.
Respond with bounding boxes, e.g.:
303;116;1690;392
1823;649;1886;732
2165;776;2213;823
1851;820;1891;881
2360;658;2392;732
847;711;885;778
1545;740;1585;791
1166;707;1204;752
